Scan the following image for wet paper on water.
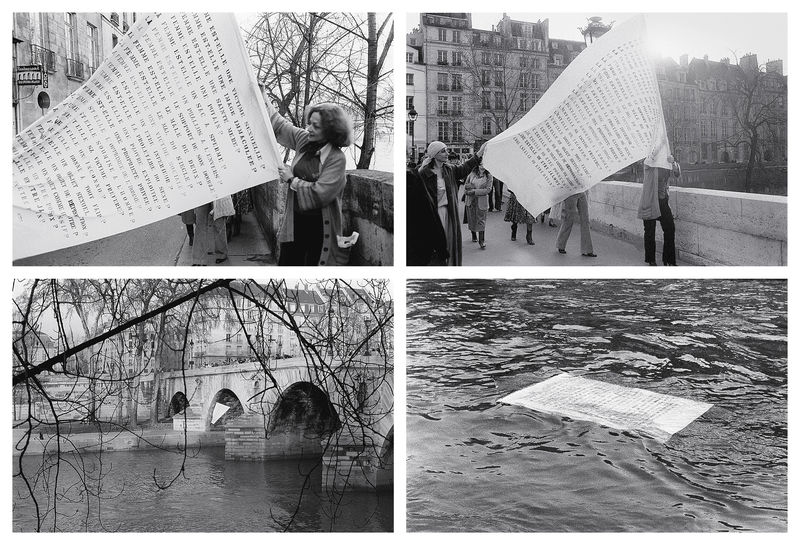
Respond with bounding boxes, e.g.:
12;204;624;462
498;372;712;442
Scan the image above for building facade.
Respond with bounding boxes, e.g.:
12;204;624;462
656;53;787;165
405;41;427;162
407;14;787;168
12;12;140;134
407;13;581;161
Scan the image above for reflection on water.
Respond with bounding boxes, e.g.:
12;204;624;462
407;280;786;532
13;447;392;532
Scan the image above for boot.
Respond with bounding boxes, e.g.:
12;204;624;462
526;226;534;245
186;224;194;247
511;223;517;241
479;231;486;249
471;230;478;242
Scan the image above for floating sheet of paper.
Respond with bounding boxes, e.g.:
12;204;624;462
482;15;671;216
498;373;712;442
211;402;231;425
13;13;282;259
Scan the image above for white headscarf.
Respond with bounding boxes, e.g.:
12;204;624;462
420;141;447;169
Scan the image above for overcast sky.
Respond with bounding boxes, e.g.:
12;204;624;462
408;13;788;73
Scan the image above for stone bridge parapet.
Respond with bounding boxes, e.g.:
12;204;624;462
589;181;787;265
251;169;394;266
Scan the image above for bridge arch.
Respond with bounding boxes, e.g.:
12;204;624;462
376;425;393;489
207;388;245;430
269;381;340;437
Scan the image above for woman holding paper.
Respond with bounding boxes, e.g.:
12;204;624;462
264;93;353;266
416;141;487;265
463;164;493;249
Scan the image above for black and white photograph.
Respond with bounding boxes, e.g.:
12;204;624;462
406;279;787;531
13;12;393;266
13;279;394;532
406;13;787;266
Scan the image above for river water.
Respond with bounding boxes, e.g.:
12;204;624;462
13;446;392;532
407;279;787;532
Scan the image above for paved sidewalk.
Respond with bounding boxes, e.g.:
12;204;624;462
176;212;275;266
462;206;686;266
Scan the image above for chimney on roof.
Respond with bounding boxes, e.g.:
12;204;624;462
703;54;708;62
721;57;729;65
766;59;783;75
679;54;688;67
739;53;758;73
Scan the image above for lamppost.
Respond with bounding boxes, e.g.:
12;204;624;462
407;108;418;163
364;318;372;356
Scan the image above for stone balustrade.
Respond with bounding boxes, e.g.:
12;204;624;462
588;181;787;266
251;170;394;265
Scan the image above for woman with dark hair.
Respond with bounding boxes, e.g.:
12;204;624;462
416;141;487;266
265;94;354;266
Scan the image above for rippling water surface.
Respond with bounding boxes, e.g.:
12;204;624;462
406;280;786;532
14;447;392;532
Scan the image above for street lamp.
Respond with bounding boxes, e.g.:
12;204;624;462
364;318;372;356
407;108;418;163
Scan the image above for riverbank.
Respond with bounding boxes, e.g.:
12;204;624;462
12;427;225;457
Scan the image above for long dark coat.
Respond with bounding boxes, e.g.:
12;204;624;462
416;155;480;266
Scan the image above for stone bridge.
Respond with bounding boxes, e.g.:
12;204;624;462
154;356;393;489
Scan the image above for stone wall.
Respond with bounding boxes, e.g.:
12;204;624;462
589;181;787;266
224;413;324;461
251;170;393;266
12;428;225;456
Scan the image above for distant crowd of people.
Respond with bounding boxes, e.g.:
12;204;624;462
407;141;682;267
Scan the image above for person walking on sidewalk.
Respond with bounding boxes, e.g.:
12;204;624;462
179;210;195;246
556;190;597;257
638;155;680;266
503;190;536;245
488;177;504;212
463;164;493;249
191;195;233;265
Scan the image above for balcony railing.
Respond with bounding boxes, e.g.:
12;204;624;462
110;12;120;26
423;15;468;29
437;60;449;65
65;58;85;80
437;84;449;91
30;44;56;73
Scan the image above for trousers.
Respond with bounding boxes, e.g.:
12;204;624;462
643;197;676;265
556;192;593;254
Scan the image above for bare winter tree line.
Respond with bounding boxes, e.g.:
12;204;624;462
655;54;786;192
245;12;393;169
12;278;394;532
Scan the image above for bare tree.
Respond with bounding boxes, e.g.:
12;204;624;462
13;278;393;532
721;59;787;192
245;13;393;169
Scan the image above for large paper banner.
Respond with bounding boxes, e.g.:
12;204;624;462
482;15;670;216
13;13;282;259
499;372;712;442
